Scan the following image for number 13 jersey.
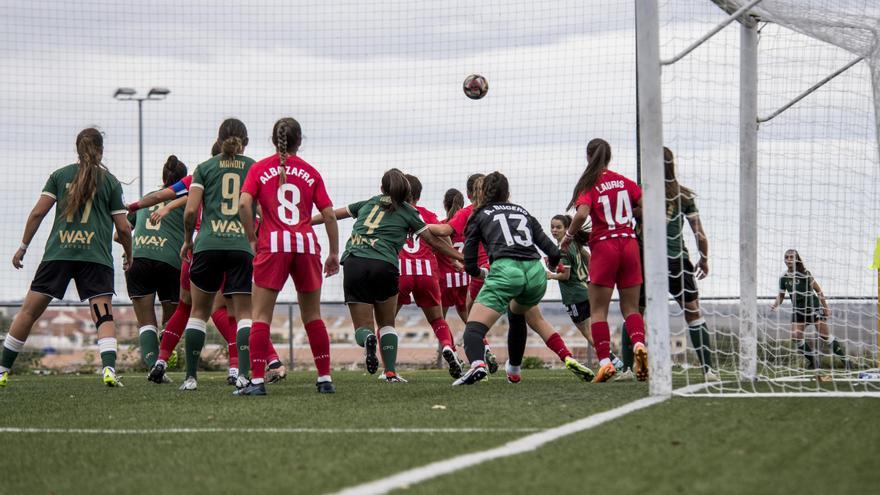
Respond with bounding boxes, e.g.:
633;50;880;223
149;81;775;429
575;170;642;245
242;154;331;255
463;201;559;275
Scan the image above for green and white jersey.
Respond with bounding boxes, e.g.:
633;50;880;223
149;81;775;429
558;242;589;306
191;154;255;254
41;164;127;268
341;195;427;267
666;194;699;260
779;271;821;313
128;190;185;269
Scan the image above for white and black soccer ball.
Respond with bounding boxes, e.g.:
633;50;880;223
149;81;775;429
463;74;489;100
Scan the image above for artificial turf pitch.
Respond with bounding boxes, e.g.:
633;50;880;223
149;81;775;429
0;370;877;494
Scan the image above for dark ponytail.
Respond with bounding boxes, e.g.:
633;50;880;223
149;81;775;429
568;138;612;209
480;171;510;205
664;147;695;206
404;174;422;203
272;117;303;188
162;155;187;188
443;188;464;219
216;118;248;159
64;128;106;220
380;168;411;212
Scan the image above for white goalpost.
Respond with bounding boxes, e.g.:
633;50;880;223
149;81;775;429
641;0;880;396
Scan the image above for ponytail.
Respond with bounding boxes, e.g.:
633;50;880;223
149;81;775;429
568;138;612;209
480;171;510;205
380;168;410;212
64;128;106;220
272;117;303;190
216;118;248;159
443;188;464;219
162;155;187;188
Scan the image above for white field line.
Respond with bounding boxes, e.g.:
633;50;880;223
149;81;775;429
0;427;541;435
680;392;880;398
330;395;668;495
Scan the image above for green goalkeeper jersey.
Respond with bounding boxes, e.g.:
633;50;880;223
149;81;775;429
191;154;255;255
41;164;127;268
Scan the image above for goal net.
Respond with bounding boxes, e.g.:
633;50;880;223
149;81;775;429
656;0;880;395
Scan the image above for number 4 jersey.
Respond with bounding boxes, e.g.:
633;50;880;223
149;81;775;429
191;153;255;254
463;201;560;276
575;169;642;245
242;154;331;255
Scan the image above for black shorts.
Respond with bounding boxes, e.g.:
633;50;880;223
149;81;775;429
668;257;699;305
31;260;114;301
189;250;253;295
343;255;399;304
125;258;181;302
792;308;827;324
565;299;591;324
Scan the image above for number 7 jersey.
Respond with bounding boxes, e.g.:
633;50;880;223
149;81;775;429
575;169;642;245
242;154;331;255
191;153;255;254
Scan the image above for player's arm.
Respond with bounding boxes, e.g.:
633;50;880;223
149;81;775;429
687;213;709;279
239;192;257;249
419;228;463;263
181;186;203;259
311;207;349;225
430;223;454;237
770;279;786;311
563;203;590;251
811;278;831;315
12;195;55;269
320;206;340;277
150;196;188;225
113;212;133;271
548;264;571;281
128;187;177;212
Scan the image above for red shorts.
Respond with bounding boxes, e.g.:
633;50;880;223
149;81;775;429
253;251;323;293
468;276;485;302
398;275;442;308
589;237;643;289
180;257;191;291
441;285;468;311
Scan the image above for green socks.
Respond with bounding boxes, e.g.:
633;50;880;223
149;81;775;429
1;334;25;372
796;340;817;369
184;319;207;378
237;319;252;377
688;320;714;373
139;325;160;368
378;326;398;373
355;327;373;347
97;337;117;369
621;324;634;371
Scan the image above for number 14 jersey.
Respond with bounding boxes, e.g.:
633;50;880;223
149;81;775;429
575;169;642;245
242;154;332;255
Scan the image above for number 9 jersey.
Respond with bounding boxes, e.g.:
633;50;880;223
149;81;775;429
242;154;332;292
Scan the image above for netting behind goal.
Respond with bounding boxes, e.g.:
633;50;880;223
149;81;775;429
658;0;880;395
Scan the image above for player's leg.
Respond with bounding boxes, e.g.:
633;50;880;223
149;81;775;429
791;322;816;370
237;283;277;396
504;304;527;384
422;303;461;378
132;293;161;369
343;257;384;375
815;318;847;368
0;291;52;385
224;251;254;386
153;260;193;381
374;295;404;381
467;276;497;373
210;292;239;384
349;302;378;373
292;252;333;392
588;284;616;382
455;302;503;385
619;285;648;381
180;284;213;389
88;294;123;387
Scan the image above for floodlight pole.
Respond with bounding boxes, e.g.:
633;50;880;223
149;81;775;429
113;88;170;199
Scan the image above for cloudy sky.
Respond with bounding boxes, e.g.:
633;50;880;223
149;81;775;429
0;0;876;304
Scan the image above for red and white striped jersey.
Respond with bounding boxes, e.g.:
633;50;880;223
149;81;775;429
442;270;471;288
399;205;439;276
268;231;320;255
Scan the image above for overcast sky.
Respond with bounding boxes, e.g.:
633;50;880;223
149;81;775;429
0;0;876;304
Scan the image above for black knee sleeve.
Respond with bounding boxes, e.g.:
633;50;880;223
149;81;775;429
507;311;527;367
92;303;114;330
463;321;490;364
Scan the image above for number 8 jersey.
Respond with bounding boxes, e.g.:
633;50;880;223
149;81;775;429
241;154;331;254
575;170;642;246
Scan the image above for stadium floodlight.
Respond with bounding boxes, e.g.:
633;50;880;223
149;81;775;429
113;87;171;197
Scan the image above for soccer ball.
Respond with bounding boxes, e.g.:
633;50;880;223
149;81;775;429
463;74;489;100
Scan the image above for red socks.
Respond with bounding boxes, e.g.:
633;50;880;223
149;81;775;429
249;321;271;380
304;319;331;377
545;332;572;361
429;318;455;350
211;308;238;368
158;300;191;361
624;313;646;346
267;340;280;364
591;321;611;361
